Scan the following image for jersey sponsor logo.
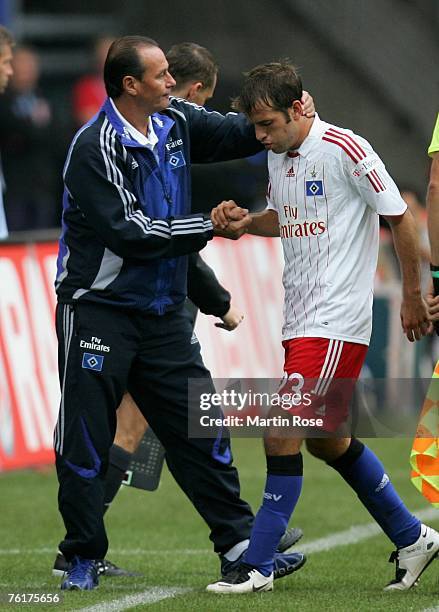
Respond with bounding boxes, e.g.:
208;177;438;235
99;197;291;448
165;138;183;151
351;155;379;179
79;336;111;352
169;150;186;169
322;128;386;193
280;219;326;238
82;353;104;372
305;180;324;196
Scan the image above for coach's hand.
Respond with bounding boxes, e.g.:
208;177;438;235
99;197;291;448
400;294;431;342
215;305;244;331
301;90;315;118
425;277;439;334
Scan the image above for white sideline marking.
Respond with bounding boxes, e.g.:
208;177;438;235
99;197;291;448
0;507;437;559
76;587;190;611
0;507;437;556
299;506;439;554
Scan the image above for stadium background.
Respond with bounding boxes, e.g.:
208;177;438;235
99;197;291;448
0;1;438;609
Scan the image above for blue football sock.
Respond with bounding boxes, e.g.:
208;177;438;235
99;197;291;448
329;439;420;548
244;454;303;576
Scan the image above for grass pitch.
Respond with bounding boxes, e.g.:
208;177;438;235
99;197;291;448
0;438;438;611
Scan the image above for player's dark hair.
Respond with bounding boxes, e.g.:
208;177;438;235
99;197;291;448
166;42;218;90
0;25;15;52
233;61;302;119
104;35;159;99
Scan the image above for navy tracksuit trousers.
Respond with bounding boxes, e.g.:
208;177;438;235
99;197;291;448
54;301;253;560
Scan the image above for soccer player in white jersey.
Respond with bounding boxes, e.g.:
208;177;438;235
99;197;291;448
207;62;439;595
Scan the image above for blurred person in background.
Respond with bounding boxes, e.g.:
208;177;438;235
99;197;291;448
425;114;439;332
0;25;14;239
0;45;58;231
71;36;114;127
400;186;430;292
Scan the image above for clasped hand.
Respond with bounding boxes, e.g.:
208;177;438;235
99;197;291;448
211;200;251;239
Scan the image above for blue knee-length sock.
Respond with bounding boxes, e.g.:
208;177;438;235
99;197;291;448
243;454;303;576
328;439;420;548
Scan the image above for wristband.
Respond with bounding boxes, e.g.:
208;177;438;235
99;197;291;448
431;264;439;297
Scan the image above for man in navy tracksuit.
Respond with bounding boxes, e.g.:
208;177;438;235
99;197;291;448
54;36;305;590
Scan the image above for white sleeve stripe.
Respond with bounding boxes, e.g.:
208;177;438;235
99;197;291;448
99;118;211;241
171;227;210;236
173;218;212;229
100;120;171;237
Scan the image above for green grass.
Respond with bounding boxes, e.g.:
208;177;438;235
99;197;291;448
0;438;438;611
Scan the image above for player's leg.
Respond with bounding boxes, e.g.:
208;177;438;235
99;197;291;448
307;436;439;590
206;337;348;593
54;302;135;589
128;306;301;577
104;392;148;512
128;307;253;551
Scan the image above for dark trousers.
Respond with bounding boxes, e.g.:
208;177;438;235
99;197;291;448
54;301;253;560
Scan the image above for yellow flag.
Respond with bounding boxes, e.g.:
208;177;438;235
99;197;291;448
410;360;439;507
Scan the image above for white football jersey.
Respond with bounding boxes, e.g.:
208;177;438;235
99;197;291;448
266;114;407;345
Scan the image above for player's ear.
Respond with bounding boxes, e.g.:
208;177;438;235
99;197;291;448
291;100;303;120
186;82;204;102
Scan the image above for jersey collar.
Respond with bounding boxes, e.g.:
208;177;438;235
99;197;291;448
290;113;326;159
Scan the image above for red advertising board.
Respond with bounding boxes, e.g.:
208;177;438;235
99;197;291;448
0;237;284;471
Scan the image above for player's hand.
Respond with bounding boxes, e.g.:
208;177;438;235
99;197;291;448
211;200;248;229
301;90;315;118
400;294;432;342
215;305;244;331
426;276;439;334
213;215;251;240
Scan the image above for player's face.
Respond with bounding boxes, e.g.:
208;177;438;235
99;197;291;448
134;46;176;114
0;44;13;94
249;102;302;154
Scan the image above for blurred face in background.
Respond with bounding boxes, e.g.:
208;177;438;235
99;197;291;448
187;73;217;106
11;48;40;93
0;43;13;93
94;37;114;74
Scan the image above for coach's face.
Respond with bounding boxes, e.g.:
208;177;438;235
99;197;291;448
0;43;13;94
131;45;176;114
249;101;303;154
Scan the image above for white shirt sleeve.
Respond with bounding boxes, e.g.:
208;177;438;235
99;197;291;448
342;134;407;216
